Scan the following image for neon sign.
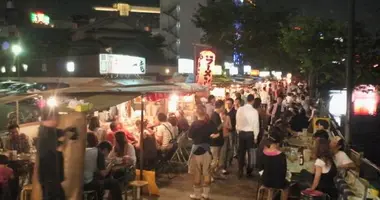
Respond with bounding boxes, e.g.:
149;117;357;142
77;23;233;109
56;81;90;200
30;12;50;25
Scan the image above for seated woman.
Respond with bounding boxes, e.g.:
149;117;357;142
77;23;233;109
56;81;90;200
258;128;288;200
108;131;137;181
305;138;337;198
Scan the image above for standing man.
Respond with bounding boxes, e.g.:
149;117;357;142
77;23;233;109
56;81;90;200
205;95;216;118
225;98;238;160
236;94;260;178
210;100;225;178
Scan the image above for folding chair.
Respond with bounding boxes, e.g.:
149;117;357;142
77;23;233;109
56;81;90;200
171;131;190;165
156;145;179;179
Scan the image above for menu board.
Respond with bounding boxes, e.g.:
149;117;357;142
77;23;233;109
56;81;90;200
99;54;146;75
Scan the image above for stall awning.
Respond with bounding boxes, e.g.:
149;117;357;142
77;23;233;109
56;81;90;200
0;94;38;104
81;93;139;111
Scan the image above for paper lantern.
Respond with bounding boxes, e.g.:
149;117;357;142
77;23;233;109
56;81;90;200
196;50;216;87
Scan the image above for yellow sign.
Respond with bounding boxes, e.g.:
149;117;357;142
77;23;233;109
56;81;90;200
312;118;331;133
250;69;259;76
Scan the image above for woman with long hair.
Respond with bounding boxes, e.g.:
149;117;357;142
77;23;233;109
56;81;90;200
307;138;337;198
88;116;107;142
108;131;137;180
135;119;157;170
188;105;218;199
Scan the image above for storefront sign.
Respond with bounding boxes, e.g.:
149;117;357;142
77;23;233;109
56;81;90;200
178;58;194;74
99;54;146;74
196;50;216;86
30;12;50;25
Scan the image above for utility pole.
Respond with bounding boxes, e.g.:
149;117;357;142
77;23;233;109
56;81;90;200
345;0;355;146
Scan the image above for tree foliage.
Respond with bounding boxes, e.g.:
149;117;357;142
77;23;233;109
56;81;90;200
193;0;295;71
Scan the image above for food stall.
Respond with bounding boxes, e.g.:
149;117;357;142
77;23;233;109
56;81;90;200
0;78;207;199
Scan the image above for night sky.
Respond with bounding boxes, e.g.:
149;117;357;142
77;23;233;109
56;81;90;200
5;0;379;29
257;0;380;29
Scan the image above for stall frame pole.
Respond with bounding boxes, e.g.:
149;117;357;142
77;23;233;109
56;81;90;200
139;93;145;180
16;100;20;124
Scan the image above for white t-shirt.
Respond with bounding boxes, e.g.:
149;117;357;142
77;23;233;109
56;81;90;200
334;151;353;167
156;122;175;148
315;158;332;173
259;91;269;104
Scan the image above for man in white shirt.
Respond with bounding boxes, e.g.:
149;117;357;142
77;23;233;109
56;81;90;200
155;113;175;151
259;87;269;110
330;136;355;170
236;94;260;178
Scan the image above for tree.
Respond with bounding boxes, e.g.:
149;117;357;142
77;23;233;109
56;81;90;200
193;0;295;72
280;16;346;95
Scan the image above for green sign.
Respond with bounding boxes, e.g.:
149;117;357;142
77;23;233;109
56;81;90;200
30;12;50;25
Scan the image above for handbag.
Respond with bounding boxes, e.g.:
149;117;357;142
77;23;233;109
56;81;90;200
162;124;178;149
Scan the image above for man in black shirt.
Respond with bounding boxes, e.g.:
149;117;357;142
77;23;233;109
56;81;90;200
188;105;218;199
225;98;237;161
210;100;225;178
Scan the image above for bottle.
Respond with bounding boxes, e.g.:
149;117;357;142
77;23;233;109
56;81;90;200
299;148;304;166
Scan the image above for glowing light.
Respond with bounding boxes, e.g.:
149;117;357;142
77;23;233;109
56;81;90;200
212;65;222;75
30;12;50;25
22;64;28;71
11;45;22;56
1;67;5;73
47;97;58;107
259;71;270;77
210;87;226;97
352;85;378;116
183;95;193;102
66;61;75;72
168;94;179;113
229;67;238;75
11;66;16;72
165;68;170;74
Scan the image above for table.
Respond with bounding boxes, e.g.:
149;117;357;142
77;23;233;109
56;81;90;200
286;137;312;148
287;159;314;174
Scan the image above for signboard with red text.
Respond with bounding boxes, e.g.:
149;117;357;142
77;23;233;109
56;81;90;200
196;50;216;87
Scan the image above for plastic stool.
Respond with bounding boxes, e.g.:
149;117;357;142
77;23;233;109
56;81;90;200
257;185;287;200
83;190;98;200
20;184;32;200
129;180;148;200
301;189;329;200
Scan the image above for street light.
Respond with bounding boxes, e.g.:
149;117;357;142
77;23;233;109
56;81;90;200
11;44;22;79
66;61;75;72
11;44;22;56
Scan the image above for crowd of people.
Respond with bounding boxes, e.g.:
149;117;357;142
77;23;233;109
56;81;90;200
0;82;358;199
187;82;356;199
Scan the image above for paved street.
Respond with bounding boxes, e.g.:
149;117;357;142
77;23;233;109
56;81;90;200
152;173;259;200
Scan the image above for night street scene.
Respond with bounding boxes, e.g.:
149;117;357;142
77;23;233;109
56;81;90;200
0;0;380;199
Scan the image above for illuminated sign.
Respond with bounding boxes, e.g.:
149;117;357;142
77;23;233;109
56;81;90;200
353;85;378;116
99;54;146;74
250;69;259;76
230;67;238;75
196;50;215;86
259;71;270;77
212;65;222;75
244;65;251;74
30;12;50;25
178;58;194;74
224;62;234;69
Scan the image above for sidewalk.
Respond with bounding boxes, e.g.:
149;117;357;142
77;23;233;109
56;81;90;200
145;169;259;200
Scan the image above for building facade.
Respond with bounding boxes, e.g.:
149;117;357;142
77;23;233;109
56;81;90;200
160;0;207;62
